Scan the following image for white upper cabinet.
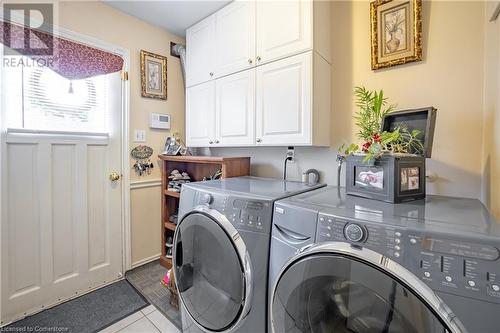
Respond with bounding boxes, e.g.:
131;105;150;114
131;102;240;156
255;51;330;146
256;52;311;145
185;1;332;147
186;15;216;87
256;0;312;65
215;69;255;146
186;81;215;146
215;1;256;78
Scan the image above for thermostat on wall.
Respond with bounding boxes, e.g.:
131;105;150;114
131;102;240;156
150;113;171;130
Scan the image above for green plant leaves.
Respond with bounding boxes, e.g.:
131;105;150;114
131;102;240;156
339;86;425;161
353;86;396;141
339;143;359;156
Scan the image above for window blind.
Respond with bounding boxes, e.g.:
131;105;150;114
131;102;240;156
5;56;110;133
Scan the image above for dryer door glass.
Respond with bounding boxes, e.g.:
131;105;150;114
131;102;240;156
272;254;451;333
174;212;245;331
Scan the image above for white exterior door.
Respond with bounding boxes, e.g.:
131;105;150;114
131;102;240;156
256;52;312;146
256;0;312;65
186;15;216;87
186;81;216;147
1;70;124;324
215;1;255;78
215;69;255;146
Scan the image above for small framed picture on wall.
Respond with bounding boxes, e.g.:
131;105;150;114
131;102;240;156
370;0;423;70
140;50;167;100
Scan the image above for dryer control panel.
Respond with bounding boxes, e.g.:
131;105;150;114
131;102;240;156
192;189;273;234
316;213;500;305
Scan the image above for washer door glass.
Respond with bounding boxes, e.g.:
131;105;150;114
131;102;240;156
272;254;451;333
174;212;245;331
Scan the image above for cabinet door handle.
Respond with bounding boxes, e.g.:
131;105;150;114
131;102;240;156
209;72;214;77
256;138;262;143
214;139;220;144
248;58;253;64
209;140;213;144
256;56;261;61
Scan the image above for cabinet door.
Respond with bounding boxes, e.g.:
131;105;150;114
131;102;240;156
186;81;216;147
256;52;311;146
215;69;255;146
215;1;255;78
256;0;312;65
186;15;215;87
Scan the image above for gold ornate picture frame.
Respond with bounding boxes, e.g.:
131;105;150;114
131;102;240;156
371;0;422;70
140;50;167;100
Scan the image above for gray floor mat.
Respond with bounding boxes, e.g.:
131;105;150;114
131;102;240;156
125;260;182;329
5;280;148;333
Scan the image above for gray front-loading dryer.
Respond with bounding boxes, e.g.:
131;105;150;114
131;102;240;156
269;186;500;333
173;177;325;333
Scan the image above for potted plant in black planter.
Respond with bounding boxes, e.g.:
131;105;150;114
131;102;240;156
338;87;436;203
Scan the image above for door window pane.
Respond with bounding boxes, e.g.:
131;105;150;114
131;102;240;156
4;56;110;133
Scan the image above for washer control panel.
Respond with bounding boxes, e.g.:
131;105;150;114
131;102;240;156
316;214;403;260
316;212;500;304
406;233;500;305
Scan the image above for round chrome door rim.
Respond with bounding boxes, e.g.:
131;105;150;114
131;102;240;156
173;205;253;333
270;242;467;333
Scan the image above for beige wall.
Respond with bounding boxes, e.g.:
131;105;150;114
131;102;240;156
58;1;185;265
211;1;487;201
332;0;485;198
483;2;500;219
130;186;162;264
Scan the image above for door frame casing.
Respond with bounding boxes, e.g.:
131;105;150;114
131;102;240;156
0;23;132;324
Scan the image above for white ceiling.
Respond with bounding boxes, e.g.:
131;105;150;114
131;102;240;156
103;1;231;37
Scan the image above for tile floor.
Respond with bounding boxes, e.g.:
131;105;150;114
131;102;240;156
99;304;180;333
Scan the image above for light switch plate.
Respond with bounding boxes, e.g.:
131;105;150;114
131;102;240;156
134;129;146;142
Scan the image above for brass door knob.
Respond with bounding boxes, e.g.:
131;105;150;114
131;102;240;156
109;172;120;181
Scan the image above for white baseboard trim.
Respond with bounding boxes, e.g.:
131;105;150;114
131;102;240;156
130;179;162;190
130;253;162;269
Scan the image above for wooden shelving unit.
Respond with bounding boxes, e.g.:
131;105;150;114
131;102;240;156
159;155;250;269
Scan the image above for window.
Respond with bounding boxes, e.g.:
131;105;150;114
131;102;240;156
4;56;110;133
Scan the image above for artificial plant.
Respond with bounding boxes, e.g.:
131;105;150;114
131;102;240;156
339;86;424;162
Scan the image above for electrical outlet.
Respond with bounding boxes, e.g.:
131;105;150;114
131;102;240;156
286;146;295;162
134;129;146;142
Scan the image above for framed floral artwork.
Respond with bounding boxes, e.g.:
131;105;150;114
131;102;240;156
370;0;422;70
140;50;167;100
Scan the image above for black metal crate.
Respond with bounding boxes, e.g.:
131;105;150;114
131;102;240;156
381;107;436;158
345;107;436;203
346;154;426;203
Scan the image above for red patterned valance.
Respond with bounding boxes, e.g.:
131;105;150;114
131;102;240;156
0;20;123;80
